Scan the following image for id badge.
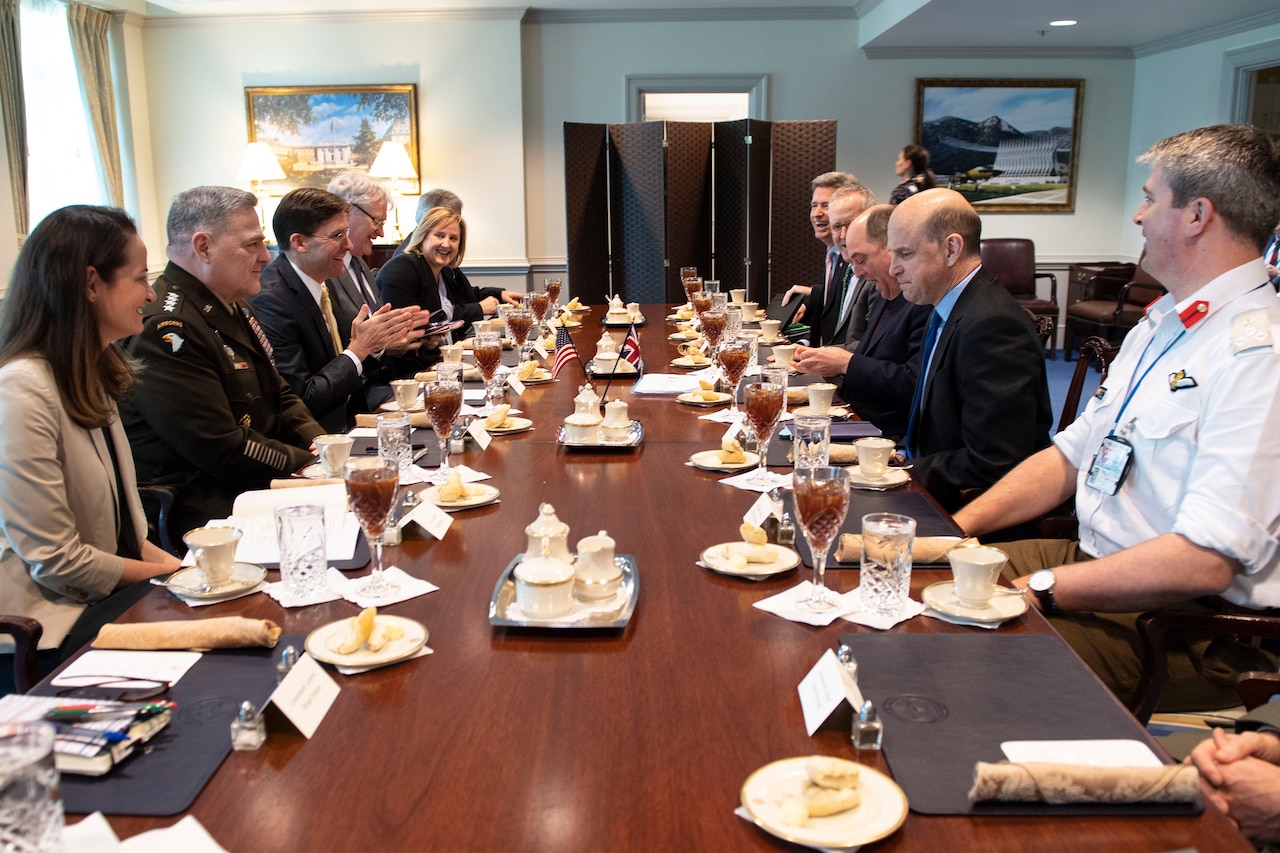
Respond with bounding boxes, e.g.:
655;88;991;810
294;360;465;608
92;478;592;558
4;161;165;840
1084;435;1133;495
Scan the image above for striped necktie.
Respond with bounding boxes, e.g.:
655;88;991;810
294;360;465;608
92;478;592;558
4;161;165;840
351;257;379;309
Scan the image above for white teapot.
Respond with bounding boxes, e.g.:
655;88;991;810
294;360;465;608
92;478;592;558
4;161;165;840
513;504;576;617
574;530;622;600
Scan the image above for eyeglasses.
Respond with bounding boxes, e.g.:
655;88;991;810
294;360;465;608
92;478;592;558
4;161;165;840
311;228;350;244
54;675;171;703
351;202;387;229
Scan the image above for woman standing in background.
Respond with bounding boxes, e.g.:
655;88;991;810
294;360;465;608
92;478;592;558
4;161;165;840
890;144;937;204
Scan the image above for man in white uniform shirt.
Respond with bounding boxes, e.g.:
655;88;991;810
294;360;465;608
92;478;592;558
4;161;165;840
954;124;1280;712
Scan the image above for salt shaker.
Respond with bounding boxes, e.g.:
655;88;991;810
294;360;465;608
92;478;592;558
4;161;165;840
276;645;298;684
231;700;267;750
776;511;796;546
852;700;883;754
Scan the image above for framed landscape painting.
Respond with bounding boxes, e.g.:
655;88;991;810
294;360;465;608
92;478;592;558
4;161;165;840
245;84;419;192
914;79;1083;213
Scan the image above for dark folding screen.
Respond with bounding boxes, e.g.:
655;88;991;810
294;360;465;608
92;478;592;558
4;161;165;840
564;119;835;306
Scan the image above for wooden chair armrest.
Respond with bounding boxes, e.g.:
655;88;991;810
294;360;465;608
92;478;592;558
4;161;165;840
1034;270;1058;303
1236;671;1280;711
0;615;44;694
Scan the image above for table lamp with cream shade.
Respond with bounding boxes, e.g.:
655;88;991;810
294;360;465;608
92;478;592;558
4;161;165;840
236;142;286;230
368;141;418;241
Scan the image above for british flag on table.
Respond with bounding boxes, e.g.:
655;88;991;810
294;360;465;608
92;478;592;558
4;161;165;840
620;323;644;375
551;325;580;380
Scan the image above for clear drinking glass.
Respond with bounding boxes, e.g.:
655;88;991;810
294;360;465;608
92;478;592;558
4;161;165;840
711;292;728;313
743;381;785;486
703;278;721;294
424;379;462;484
724;305;743;340
0;723;63;853
717;337;751;418
792;415;832;470
794;467;852;612
376;411;412;479
275;504;329;599
861;512;917;618
344;457;400;599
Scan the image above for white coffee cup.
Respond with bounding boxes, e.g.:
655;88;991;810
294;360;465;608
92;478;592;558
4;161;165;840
183;525;242;589
771;344;798;368
947;545;1008;607
442;343;464;364
390;379;420;411
740;301;758;322
806;382;837;415
759;319;782;341
855;437;896;480
729;288;746;305
314;434;354;478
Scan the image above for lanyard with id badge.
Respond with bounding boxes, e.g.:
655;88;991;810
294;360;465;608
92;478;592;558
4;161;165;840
1084;327;1186;496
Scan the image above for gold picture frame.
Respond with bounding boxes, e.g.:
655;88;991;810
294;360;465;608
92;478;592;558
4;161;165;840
914;78;1083;213
245;84;419;193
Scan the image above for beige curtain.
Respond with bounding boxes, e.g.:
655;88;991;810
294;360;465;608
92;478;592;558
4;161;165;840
65;1;121;207
0;0;27;237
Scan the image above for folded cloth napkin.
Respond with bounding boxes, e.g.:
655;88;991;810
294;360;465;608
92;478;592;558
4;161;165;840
753;581;861;627
834;535;977;564
263;576;344;608
92;617;281;651
921;608;1002;630
719;470;794;493
271;477;343;488
837;586;926;630
968;761;1200;804
355;412;430;429
786;444;860;465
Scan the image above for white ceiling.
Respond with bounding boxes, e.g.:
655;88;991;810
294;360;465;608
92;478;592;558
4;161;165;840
132;0;1280;58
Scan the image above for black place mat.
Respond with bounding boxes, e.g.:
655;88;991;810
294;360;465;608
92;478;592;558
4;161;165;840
352;428;438;467
836;634;1201;817
42;638;290;816
781;490;962;566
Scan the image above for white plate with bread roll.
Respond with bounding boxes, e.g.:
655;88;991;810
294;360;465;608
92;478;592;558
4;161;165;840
676;391;731;407
688;450;761;472
306;614;428;667
484;417;534;435
422;483;501;511
700;542;799;577
740;756;907;848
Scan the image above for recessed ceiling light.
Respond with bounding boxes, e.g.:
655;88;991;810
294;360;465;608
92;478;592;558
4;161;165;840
1050;19;1078;27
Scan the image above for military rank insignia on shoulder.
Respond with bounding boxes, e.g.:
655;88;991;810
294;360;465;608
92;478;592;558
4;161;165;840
162;290;182;313
1231;308;1275;355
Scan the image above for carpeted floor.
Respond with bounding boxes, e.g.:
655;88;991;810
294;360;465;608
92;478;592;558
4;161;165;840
1045;350;1102;433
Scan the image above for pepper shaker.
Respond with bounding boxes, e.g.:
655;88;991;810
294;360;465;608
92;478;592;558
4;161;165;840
852;700;883;754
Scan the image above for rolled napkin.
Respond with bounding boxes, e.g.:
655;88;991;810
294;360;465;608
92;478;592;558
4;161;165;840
415;366;481;382
356;412;430;429
968;761;1199;804
834;535;978;563
272;477;343;488
93;617;282;651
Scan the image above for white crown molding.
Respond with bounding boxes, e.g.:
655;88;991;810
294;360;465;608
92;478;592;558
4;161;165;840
143;6;527;29
1134;8;1280;58
861;45;1133;60
527;6;855;25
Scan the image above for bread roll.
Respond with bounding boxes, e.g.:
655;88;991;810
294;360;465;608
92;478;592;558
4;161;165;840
806;756;862;790
802;783;861;816
739;521;767;546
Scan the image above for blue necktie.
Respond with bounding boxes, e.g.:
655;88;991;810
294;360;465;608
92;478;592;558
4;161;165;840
903;310;943;458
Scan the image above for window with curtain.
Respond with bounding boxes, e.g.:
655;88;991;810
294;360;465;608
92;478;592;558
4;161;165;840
19;0;107;229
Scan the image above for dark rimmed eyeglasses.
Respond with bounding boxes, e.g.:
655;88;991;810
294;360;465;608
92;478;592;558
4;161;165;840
351;202;387;229
54;676;171;703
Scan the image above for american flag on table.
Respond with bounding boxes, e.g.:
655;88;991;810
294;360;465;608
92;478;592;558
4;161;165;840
620;323;644;375
551;325;579;380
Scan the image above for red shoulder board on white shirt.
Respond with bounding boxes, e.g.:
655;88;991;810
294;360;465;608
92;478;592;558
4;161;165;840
1178;301;1209;329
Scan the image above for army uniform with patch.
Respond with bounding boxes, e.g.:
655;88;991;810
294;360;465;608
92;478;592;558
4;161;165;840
121;262;324;534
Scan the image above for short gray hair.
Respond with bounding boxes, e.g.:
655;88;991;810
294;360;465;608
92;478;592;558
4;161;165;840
1139;124;1280;249
830;184;876;214
415;188;463;222
166;186;257;248
327;171;392;210
811;171;859;192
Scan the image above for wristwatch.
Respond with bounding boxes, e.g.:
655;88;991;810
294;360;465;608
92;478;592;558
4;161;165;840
1028;569;1060;616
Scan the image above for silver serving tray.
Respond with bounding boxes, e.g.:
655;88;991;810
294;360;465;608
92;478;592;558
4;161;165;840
556;419;644;450
489;554;639;629
601;316;647;327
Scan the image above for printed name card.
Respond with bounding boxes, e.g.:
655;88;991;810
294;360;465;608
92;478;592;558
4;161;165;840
404;500;453;540
797;649;864;736
268;653;339;739
467;419;493;451
507;375;526;396
534;344;550;361
721;418;745;443
743;492;778;528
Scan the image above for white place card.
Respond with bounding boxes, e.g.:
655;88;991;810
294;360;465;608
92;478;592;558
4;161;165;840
534;343;550;361
507;375;526;396
1001;739;1163;768
744;491;777;528
721;419;744;443
797;649;864;736
267;653;339;739
467;419;493;451
405;499;453;540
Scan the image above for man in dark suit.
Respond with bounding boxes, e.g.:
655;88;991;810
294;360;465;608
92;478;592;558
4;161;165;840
792;203;932;441
892;188;1051;512
252;188;416;432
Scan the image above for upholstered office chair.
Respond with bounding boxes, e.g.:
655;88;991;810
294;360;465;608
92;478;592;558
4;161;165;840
1;616;43;694
980;239;1059;358
1063;254;1164;360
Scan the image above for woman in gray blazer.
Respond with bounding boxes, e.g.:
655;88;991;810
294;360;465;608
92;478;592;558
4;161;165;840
0;205;180;690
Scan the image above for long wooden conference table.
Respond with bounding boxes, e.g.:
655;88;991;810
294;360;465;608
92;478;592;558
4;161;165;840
80;304;1248;851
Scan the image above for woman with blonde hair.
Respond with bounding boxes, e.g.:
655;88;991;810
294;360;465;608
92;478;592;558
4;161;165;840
0;205;180;691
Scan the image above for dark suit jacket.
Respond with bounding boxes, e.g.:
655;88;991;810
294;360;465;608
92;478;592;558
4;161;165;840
328;257;395;410
911;268;1052;512
252;254;365;433
376;251;455;374
839;292;932;442
803;254;849;347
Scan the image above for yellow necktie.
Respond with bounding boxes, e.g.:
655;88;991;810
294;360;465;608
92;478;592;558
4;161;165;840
319;285;344;356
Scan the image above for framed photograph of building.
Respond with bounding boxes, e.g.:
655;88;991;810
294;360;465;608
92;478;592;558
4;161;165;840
244;84;418;192
914;79;1083;213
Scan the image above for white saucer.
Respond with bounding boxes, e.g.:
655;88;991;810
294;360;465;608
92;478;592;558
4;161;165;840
677;391;731;407
164;562;266;599
422;483;501;510
671;356;713;369
922;581;1029;623
791;406;851;419
847;468;910;489
379;399;423;413
485;416;534;435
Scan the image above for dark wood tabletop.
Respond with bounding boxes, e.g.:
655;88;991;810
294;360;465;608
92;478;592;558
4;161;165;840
89;304;1249;851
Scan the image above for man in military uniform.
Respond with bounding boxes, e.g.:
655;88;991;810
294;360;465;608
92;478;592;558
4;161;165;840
122;186;324;535
954;124;1280;712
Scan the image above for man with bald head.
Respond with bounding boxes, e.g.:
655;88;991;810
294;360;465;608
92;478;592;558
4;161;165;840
791;204;932;441
890;188;1051;512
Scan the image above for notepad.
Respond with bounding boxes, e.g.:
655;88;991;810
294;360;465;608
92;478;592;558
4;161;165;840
0;694;172;776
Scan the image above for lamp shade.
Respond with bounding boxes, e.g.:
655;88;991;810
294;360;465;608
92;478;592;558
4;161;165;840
236;142;286;183
368;142;418;180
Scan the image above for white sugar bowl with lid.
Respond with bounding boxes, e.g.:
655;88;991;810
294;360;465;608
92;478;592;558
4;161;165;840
574;531;622;600
513;504;576;617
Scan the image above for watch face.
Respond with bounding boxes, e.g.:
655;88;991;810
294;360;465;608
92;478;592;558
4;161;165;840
1029;570;1054;592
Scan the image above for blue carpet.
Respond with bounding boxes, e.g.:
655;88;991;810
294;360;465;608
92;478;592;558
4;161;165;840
1046;352;1102;433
